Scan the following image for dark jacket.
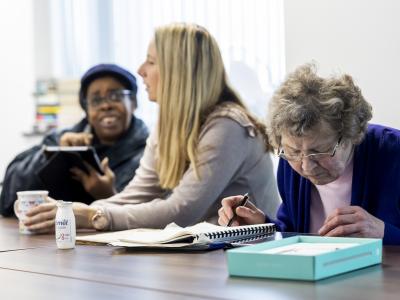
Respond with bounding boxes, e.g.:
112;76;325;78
0;116;148;216
269;124;400;245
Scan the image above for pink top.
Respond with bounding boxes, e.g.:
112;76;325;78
309;158;354;234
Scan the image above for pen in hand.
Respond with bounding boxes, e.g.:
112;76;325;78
226;193;249;227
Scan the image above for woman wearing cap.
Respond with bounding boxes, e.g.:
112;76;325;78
23;23;280;232
0;64;148;216
218;64;400;245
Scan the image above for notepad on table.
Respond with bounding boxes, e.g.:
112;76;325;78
76;222;276;250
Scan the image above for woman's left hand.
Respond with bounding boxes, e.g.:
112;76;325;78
70;157;117;199
318;205;385;238
22;197;57;233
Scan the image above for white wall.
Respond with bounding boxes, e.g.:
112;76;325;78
0;1;36;180
33;0;53;80
284;0;400;129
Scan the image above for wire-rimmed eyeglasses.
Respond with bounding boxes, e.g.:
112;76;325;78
278;137;342;162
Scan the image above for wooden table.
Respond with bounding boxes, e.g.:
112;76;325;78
0;217;399;300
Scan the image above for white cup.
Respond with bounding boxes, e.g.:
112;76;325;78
14;190;48;234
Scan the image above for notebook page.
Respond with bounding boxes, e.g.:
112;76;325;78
118;223;275;244
77;222;222;245
77;228;161;244
119;222;223;244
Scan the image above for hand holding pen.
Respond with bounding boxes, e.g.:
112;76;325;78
218;193;266;227
226;193;249;227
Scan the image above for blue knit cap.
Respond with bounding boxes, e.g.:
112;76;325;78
79;64;138;110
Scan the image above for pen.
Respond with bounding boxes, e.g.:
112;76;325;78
226;193;249;227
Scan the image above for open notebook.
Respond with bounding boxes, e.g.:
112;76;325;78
77;222;276;250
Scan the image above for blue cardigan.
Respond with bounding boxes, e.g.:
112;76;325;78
269;124;400;245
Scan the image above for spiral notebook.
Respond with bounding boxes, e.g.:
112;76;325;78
77;222;276;250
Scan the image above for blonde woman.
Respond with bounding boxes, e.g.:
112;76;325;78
23;23;280;232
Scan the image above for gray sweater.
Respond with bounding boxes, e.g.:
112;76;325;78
91;103;280;230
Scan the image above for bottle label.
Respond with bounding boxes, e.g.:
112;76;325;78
55;202;76;249
56;218;72;242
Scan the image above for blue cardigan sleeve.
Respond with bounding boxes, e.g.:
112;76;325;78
356;125;400;245
265;159;296;232
384;222;400;245
266;204;295;232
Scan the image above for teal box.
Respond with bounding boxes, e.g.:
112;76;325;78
227;235;382;281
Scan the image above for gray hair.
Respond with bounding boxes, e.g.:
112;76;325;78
266;63;372;149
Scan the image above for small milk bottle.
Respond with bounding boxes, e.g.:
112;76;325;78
55;201;76;249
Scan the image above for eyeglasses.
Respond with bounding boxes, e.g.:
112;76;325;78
278;137;342;162
86;89;134;108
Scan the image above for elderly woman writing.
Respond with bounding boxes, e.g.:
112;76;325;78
218;64;400;245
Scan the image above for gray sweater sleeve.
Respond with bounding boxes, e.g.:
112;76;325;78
91;118;254;230
90;130;165;207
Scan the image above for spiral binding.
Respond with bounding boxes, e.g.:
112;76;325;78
200;223;276;243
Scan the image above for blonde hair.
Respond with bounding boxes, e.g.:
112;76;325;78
154;23;264;189
267;63;373;149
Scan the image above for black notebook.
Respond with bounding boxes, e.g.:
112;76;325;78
37;146;103;204
77;222;276;250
